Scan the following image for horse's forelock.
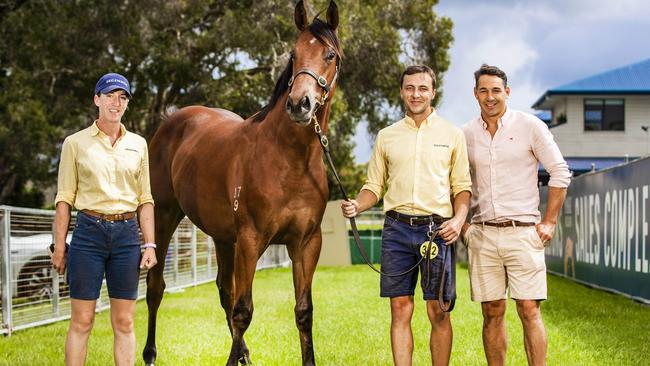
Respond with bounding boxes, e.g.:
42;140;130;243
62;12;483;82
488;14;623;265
308;18;343;58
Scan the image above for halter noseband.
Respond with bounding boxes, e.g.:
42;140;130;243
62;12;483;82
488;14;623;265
287;57;340;106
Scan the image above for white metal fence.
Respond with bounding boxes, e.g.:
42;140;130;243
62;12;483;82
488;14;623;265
0;205;290;335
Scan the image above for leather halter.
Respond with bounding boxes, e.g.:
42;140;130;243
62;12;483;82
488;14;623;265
287;57;340;107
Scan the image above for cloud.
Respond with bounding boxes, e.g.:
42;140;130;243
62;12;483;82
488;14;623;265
435;1;542;125
353;120;373;164
433;0;650;127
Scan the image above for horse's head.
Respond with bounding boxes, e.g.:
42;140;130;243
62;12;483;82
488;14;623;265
286;0;341;126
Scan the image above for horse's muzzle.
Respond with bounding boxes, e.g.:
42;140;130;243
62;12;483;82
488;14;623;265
287;112;313;126
286;95;315;125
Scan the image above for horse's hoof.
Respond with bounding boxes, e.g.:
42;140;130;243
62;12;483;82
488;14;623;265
143;345;157;366
238;355;253;365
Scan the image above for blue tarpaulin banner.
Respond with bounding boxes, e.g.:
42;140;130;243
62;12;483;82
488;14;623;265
541;156;650;303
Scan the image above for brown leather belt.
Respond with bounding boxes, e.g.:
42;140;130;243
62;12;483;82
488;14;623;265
480;220;535;228
386;210;447;226
81;209;136;221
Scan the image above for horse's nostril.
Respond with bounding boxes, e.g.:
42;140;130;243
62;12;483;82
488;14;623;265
300;96;311;111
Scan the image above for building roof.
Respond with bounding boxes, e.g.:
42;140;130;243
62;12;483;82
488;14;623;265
535;111;551;124
532;58;650;109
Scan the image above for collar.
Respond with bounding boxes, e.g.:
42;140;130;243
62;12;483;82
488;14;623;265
91;120;126;137
404;109;437;128
479;107;511;129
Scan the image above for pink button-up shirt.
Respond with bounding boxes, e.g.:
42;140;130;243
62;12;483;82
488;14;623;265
462;108;571;223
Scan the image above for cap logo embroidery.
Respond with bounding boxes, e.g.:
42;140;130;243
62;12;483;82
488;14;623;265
105;78;128;86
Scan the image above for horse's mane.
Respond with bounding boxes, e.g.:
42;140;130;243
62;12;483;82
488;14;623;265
251;18;342;123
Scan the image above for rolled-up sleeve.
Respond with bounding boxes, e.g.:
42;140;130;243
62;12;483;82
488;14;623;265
54;138;77;207
137;143;155;206
533;121;571;188
360;131;387;199
449;131;473;197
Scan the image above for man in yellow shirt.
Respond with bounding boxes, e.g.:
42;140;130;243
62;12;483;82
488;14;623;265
51;72;157;365
341;65;472;366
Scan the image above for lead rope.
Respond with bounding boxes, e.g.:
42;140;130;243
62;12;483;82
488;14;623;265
438;243;456;312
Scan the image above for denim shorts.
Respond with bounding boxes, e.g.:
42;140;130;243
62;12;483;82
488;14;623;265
67;211;142;300
380;216;455;301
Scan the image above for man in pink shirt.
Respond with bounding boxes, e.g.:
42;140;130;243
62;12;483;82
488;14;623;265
461;64;571;366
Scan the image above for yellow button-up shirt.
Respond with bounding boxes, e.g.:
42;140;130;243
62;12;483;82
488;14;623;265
361;111;472;217
54;121;154;214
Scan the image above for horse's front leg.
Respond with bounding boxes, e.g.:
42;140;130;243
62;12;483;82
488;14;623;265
226;228;262;366
288;230;323;366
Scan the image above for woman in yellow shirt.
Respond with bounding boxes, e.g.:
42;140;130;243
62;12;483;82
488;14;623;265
51;73;157;365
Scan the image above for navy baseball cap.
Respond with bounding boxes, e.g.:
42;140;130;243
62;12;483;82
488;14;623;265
94;73;132;98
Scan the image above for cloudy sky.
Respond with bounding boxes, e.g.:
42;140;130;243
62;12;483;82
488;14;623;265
353;0;650;162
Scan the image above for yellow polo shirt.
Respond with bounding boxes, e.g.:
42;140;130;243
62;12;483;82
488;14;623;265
54;121;154;214
361;111;472;217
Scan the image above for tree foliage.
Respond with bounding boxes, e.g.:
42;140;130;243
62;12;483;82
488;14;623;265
0;0;453;207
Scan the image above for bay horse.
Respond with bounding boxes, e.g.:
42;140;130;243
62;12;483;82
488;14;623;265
142;1;341;365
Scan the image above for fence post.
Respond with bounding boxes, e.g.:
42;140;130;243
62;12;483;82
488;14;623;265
52;271;60;317
1;207;13;335
173;230;179;286
191;225;197;284
51;220;60;317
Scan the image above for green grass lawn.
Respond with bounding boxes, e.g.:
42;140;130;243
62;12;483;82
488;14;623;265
1;265;649;365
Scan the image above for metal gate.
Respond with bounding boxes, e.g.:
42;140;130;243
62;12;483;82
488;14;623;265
0;205;290;335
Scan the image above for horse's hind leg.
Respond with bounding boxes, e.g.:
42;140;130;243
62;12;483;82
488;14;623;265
226;228;262;366
287;231;322;366
142;203;184;366
214;241;251;365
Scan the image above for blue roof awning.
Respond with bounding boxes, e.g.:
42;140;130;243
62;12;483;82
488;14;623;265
533;58;650;109
538;157;634;173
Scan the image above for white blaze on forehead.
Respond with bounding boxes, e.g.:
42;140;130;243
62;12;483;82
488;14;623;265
309;38;317;44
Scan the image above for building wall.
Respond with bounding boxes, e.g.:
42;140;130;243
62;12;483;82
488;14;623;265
548;95;650;157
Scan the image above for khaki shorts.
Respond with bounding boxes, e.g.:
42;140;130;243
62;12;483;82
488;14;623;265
464;224;547;302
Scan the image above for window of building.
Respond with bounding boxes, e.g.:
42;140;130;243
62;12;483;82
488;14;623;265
584;99;624;131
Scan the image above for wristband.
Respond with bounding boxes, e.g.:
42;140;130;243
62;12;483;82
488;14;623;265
143;243;157;249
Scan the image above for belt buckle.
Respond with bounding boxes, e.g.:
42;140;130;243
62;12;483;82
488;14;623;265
410;217;416;226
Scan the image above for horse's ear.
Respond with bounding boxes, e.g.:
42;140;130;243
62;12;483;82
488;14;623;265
295;0;308;31
326;1;339;30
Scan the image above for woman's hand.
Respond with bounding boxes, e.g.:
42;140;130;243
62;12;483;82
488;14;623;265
140;248;158;269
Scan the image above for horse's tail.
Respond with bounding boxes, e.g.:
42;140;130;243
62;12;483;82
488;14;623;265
161;105;179;123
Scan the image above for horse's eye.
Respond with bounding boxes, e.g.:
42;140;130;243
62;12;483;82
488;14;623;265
290;51;296;61
325;50;335;62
